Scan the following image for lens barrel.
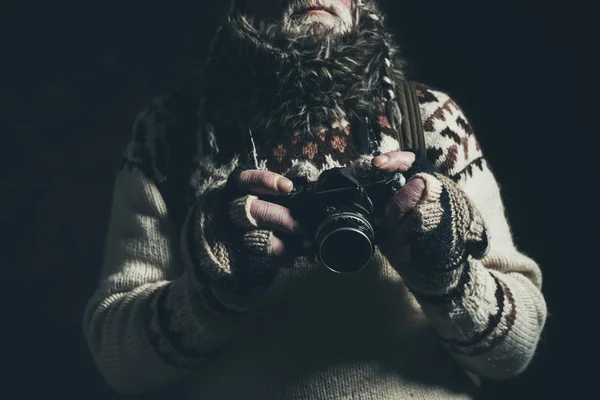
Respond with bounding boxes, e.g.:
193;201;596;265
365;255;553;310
315;211;375;274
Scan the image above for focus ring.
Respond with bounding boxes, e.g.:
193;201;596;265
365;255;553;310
315;212;375;274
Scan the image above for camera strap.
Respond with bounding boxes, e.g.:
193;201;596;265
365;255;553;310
394;80;427;158
353;80;426;158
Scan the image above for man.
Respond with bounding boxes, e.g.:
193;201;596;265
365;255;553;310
83;0;547;398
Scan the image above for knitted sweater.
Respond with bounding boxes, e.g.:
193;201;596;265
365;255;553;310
83;84;547;399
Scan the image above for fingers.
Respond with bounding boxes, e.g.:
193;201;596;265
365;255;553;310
380;177;426;248
269;235;286;258
243;231;288;259
238;170;293;196
384;178;426;223
250;199;302;235
230;170;298;262
372;151;416;173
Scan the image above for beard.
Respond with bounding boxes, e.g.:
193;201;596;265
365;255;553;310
201;1;405;159
280;0;354;38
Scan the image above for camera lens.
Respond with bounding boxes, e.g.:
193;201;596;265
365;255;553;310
315;212;375;274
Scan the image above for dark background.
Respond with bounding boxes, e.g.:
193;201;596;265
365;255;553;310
5;0;596;399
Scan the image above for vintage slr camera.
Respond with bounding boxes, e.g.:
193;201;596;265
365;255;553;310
264;167;407;274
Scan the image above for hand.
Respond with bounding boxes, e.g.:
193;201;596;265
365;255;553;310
227;169;303;259
184;168;305;314
182;168;310;316
371;151;426;263
372;151;489;295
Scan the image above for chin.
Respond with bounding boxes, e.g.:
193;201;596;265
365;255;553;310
304;22;337;37
284;19;350;38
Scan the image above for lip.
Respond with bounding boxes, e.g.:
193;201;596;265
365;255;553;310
297;3;337;17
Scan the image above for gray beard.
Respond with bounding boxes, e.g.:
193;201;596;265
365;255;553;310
288;20;332;37
201;7;405;159
280;0;354;38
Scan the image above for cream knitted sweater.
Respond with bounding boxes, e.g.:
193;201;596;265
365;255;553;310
83;85;547;399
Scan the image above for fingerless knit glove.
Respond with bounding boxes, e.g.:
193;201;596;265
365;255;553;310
182;167;279;317
395;171;489;299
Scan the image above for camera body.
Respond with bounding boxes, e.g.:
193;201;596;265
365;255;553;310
265;167;407;274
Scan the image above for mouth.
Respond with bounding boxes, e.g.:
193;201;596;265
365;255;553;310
296;3;337;17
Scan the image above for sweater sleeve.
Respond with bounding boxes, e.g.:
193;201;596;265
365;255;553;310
82;96;236;394
408;85;548;380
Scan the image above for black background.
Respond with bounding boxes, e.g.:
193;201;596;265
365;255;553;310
5;0;596;399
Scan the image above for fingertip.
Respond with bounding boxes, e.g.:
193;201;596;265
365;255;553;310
293;220;305;235
270;236;286;258
277;177;294;193
372;151;416;172
372;155;389;168
384;181;423;224
407;177;427;197
242;170;293;196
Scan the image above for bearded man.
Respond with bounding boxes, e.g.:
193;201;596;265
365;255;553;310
83;0;548;398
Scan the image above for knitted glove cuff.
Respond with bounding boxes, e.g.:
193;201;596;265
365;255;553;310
229;195;259;229
401;172;489;297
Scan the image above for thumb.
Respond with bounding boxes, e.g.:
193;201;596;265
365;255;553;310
384;177;426;227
